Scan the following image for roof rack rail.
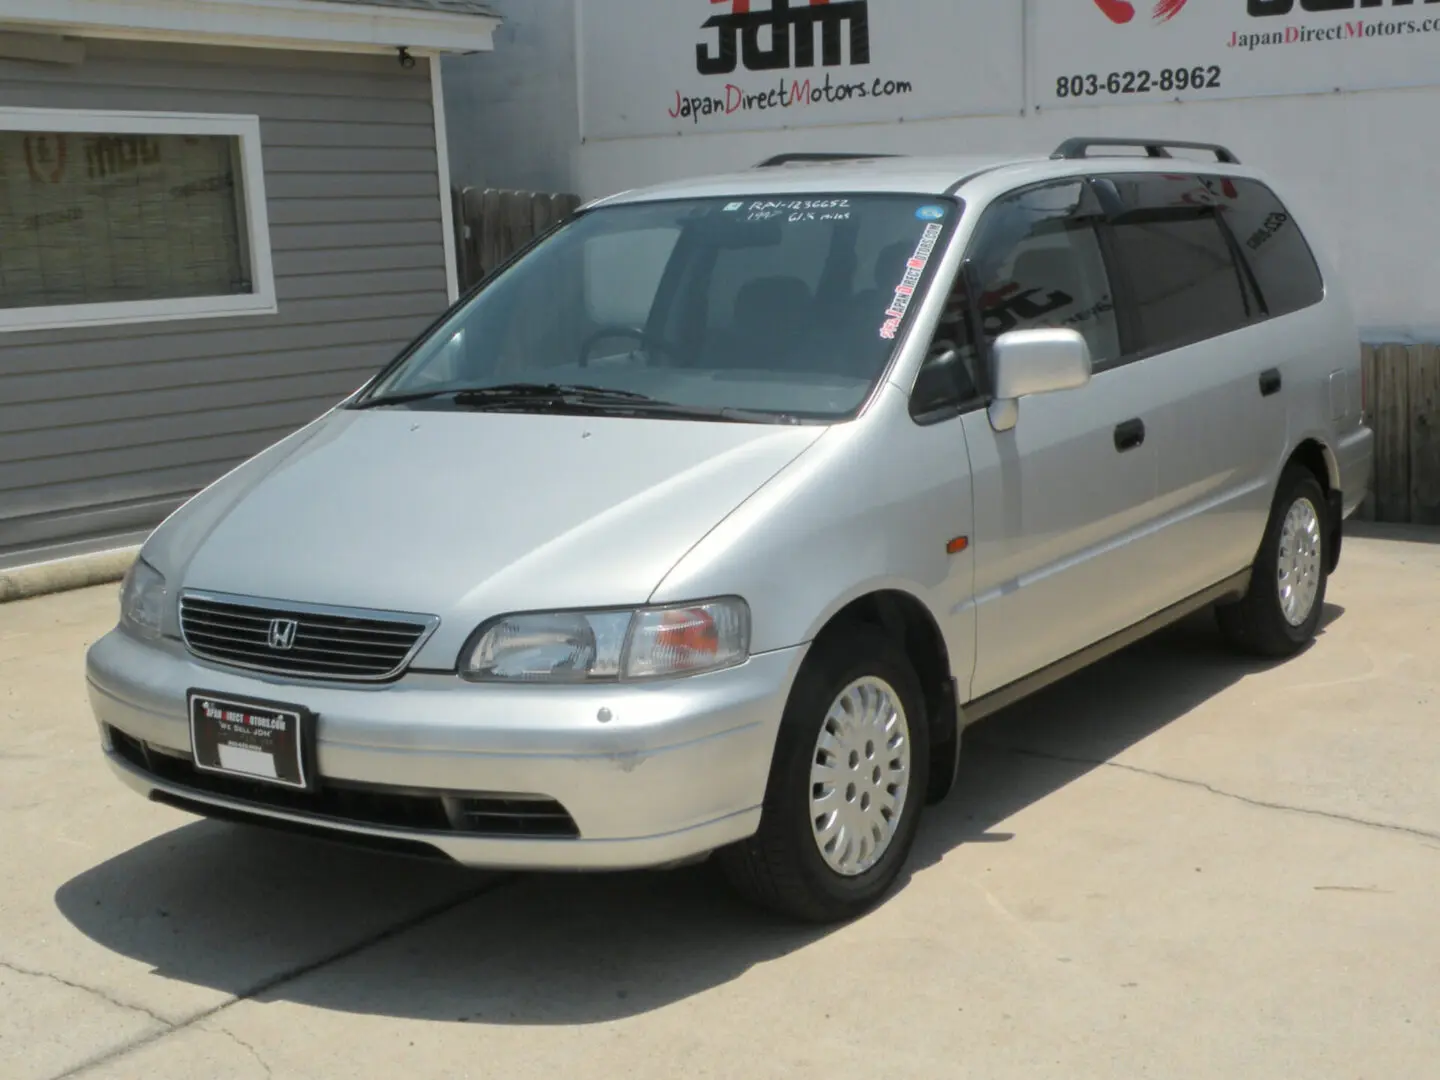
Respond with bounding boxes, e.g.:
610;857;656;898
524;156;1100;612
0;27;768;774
1050;138;1240;165
754;152;899;168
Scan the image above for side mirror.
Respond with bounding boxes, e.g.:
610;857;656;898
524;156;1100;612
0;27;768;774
987;327;1092;432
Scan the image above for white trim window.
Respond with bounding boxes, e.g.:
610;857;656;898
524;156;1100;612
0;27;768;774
0;107;276;333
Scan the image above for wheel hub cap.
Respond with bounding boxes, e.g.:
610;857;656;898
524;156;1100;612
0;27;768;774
1277;496;1323;627
809;676;911;877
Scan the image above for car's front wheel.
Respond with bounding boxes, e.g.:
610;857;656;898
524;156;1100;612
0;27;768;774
718;626;930;923
1216;463;1330;657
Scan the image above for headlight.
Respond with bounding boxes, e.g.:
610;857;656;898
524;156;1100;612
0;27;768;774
460;598;750;683
118;558;168;640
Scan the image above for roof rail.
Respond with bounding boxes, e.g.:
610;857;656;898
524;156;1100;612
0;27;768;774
1050;138;1240;165
754;152;899;168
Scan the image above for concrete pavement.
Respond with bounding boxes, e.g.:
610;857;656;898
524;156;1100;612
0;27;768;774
2;527;1437;1079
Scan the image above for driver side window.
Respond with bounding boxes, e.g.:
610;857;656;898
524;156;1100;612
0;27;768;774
970;181;1120;366
911;180;1120;421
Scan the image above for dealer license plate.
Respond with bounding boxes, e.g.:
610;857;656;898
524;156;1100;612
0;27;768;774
188;691;313;790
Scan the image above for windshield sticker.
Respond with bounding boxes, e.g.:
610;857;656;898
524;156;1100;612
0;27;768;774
915;205;947;221
723;201;745;211
879;222;944;340
741;197;853;223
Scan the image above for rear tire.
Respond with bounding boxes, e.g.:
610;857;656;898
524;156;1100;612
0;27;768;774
718;626;930;923
1216;464;1329;658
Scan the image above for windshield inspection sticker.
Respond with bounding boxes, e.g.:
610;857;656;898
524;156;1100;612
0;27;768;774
879;222;944;340
915;205;947;221
723;201;745;211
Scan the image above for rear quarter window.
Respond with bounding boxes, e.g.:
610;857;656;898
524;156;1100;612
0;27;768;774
1215;178;1325;318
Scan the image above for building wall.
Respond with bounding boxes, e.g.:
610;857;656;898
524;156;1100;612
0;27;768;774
0;39;450;568
441;0;578;195
442;0;1440;346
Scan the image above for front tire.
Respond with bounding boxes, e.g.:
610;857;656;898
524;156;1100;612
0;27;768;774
718;626;931;923
1216;464;1329;658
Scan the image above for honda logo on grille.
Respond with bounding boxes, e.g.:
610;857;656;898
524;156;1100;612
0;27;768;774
267;618;299;651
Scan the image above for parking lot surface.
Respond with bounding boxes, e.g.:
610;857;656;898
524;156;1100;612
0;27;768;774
2;526;1438;1080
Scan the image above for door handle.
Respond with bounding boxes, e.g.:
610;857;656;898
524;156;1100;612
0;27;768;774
1260;368;1282;397
1113;418;1145;453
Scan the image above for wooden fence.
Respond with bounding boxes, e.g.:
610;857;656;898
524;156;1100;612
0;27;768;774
451;186;583;292
445;191;1440;526
1358;344;1440;525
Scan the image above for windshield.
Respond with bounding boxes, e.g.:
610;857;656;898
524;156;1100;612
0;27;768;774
356;193;959;422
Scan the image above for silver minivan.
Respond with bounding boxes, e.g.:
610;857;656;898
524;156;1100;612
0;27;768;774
87;139;1374;922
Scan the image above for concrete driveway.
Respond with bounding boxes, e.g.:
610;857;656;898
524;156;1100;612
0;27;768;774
2;527;1438;1080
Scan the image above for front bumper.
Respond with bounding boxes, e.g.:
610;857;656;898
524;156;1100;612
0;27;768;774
86;629;803;870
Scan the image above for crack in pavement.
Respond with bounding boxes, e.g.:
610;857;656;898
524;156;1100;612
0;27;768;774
980;740;1440;847
213;1025;274;1080
46;874;515;1080
0;959;173;1030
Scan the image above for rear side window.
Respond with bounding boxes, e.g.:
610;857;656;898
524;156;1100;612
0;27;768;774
1215;178;1324;318
1107;212;1251;356
1095;173;1259;357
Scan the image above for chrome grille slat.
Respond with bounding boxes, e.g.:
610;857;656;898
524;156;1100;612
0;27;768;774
184;628;269;647
279;630;421;649
179;591;438;682
186;629;419;660
183;640;392;671
182;606;423;641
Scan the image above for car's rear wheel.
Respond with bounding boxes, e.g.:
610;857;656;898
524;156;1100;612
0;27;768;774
718;626;930;923
1216;464;1329;658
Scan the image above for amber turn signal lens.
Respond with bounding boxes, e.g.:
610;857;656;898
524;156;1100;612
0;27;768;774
653;607;719;658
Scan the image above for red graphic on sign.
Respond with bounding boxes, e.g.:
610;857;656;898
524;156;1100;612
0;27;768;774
1092;0;1187;24
712;0;833;11
1092;0;1135;24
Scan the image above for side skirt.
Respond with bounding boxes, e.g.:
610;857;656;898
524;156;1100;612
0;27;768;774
960;568;1253;728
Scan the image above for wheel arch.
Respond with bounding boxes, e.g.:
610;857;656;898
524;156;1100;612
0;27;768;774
1286;436;1339;493
808;589;961;805
1285;437;1343;574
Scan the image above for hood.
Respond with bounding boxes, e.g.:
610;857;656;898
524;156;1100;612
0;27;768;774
152;408;825;664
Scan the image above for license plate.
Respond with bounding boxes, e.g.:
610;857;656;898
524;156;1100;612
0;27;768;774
188;691;314;790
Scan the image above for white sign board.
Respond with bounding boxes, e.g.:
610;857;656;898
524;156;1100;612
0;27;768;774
579;0;1023;140
1033;0;1440;110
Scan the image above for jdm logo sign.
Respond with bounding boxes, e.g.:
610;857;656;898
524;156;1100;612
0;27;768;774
696;0;871;75
1092;0;1188;25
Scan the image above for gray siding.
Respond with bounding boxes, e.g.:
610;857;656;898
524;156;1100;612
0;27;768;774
0;40;450;567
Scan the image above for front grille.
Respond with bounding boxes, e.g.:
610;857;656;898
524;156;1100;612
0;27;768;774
178;591;437;681
108;726;580;840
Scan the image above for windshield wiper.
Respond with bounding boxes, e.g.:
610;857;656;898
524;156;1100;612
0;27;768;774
352;382;799;424
452;385;794;423
352;382;656;410
454;383;657;404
